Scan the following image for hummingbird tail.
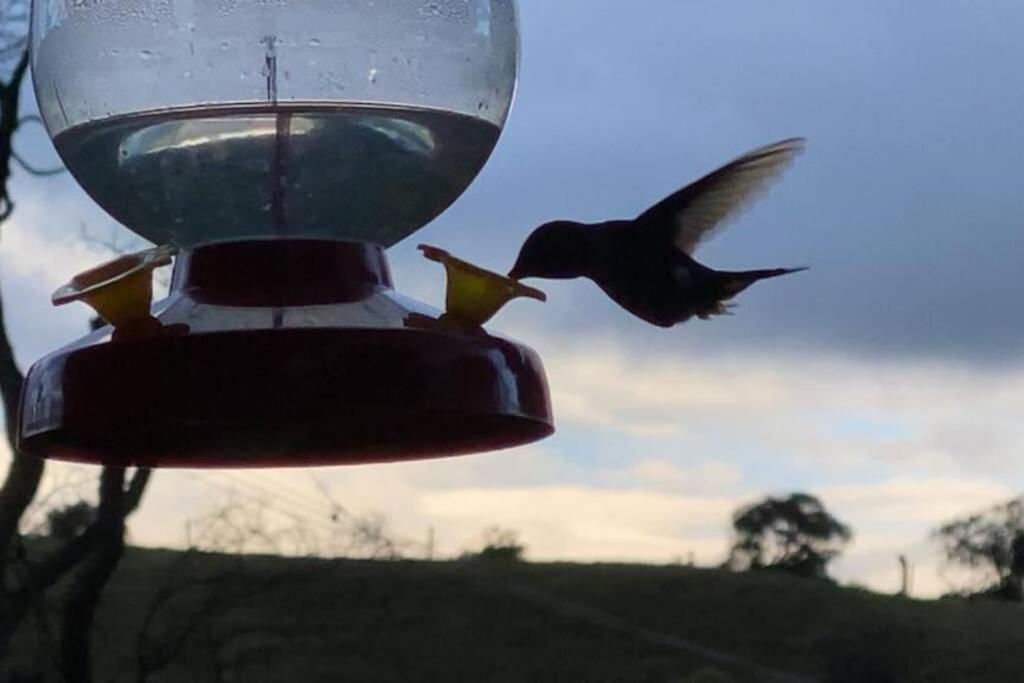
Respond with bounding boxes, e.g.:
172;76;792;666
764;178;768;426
719;266;808;297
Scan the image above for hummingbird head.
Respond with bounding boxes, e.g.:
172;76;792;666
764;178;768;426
509;221;591;280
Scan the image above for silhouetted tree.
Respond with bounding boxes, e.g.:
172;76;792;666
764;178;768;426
45;501;96;541
463;526;526;563
0;11;152;683
933;496;1024;601
726;493;852;579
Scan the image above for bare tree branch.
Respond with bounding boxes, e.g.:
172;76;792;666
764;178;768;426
61;467;151;683
0;42;34;585
12;149;65;176
12;114;66;176
0;47;29;220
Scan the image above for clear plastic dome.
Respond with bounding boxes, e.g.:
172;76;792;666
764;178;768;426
31;0;518;247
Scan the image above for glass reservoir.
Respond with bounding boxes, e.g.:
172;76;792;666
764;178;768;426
32;0;518;247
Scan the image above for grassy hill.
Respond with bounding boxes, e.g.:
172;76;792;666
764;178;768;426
8;548;1024;682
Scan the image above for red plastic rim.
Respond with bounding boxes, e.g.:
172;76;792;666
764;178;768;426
19;240;554;468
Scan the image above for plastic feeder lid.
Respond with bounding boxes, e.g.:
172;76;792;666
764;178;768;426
419;244;545;326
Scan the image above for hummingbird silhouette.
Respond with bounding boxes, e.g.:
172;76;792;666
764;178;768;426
508;138;808;327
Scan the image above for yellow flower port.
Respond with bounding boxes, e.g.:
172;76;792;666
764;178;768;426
418;244;546;327
51;244;176;339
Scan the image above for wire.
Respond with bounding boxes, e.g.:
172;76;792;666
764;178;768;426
215;471;332;518
228;471;348;520
175;471;340;537
170;470;427;556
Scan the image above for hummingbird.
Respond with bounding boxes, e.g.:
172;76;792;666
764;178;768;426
508;138;808;327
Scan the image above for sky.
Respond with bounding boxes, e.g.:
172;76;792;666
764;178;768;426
4;0;1024;597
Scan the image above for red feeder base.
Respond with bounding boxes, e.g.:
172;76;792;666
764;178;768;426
17;240;554;467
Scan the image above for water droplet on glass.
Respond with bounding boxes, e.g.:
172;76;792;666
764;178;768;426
220;41;231;50
308;38;322;47
139;49;154;60
183;70;194;79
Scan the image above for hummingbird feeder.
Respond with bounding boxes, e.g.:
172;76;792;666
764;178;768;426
19;0;553;467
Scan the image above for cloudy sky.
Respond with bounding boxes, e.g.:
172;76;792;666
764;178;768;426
4;0;1024;596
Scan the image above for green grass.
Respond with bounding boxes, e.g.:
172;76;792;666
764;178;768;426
9;548;1024;682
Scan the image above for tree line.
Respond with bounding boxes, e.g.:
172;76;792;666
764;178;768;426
721;490;1024;604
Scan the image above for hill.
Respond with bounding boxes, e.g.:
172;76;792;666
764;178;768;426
8;548;1024;682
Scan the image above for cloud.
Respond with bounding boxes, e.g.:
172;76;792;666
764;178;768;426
823;477;1015;596
1;199;108;288
7;331;1024;599
628;459;743;494
407;0;1024;363
3;0;1024;602
418;485;736;562
824;479;1015;527
0;174;157;368
5;335;1021;599
8;0;1024;367
537;339;1024;480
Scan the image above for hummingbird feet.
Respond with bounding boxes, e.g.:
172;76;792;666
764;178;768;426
697;301;737;320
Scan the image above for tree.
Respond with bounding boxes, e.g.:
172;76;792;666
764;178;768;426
462;526;526;563
933;496;1024;601
45;501;96;541
0;8;152;682
726;493;852;579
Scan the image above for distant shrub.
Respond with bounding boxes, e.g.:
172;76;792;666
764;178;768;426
462;526;526;563
44;501;95;541
968;580;1023;603
844;582;873;593
940;581;1023;603
933;496;1024;602
938;589;971;601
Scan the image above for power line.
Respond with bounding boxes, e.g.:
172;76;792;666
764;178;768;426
213;471;336;521
228;470;350;521
171;470;427;556
175;471;340;537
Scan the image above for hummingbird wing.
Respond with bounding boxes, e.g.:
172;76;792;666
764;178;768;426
636;138;805;255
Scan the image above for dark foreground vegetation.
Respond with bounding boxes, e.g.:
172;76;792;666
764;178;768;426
6;548;1024;683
